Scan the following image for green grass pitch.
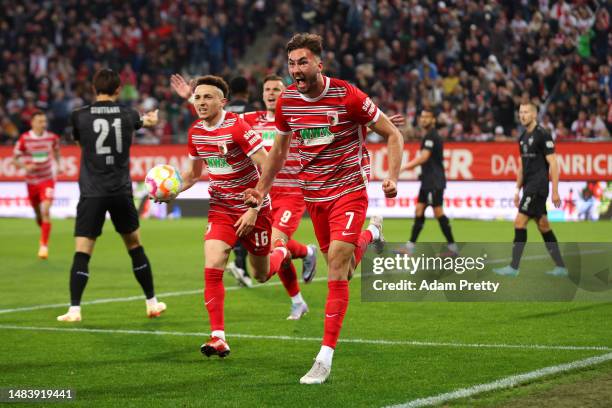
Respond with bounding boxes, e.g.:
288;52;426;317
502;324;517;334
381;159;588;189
0;217;611;407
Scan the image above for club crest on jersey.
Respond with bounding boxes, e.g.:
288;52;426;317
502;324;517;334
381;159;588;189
217;142;228;156
528;137;533;145
327;111;339;126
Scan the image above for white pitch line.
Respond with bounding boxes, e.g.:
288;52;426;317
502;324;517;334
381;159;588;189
0;274;333;315
0;325;609;352
386;351;612;408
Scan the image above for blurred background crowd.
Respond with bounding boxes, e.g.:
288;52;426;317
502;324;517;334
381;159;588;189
0;0;610;145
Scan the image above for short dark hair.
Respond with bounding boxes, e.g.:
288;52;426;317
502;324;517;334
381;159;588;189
421;108;435;116
31;111;46;119
92;68;121;95
194;75;229;98
263;74;284;84
286;33;323;58
229;76;249;95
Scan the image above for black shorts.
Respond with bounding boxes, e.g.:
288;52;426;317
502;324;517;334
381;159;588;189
75;195;139;238
518;193;548;219
418;188;444;207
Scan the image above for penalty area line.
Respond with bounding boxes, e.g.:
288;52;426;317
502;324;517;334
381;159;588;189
385;352;612;408
0;325;609;352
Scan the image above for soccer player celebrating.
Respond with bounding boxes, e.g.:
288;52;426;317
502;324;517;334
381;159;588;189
171;73;317;320
240;75;318;319
57;68;165;322
493;103;567;277
244;33;403;384
402;109;457;255
13;111;61;259
171;75;297;358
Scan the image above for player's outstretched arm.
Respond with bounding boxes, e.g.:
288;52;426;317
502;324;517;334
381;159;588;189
369;112;403;198
170;74;193;100
244;133;290;207
403;149;431;171
142;109;159;127
546;153;561;207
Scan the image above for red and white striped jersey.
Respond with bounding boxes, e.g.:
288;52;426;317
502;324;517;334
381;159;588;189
187;111;270;215
275;76;380;202
242;110;302;196
13;130;60;185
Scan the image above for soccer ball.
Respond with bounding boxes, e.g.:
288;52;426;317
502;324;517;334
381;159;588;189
145;164;182;201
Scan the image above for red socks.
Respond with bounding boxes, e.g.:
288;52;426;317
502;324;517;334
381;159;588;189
40;222;51;246
322;280;349;348
266;247;286;280
354;230;373;266
287;239;308;258
204;268;225;331
278;261;300;297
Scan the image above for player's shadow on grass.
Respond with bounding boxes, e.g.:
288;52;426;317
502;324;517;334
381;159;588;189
517;301;612;320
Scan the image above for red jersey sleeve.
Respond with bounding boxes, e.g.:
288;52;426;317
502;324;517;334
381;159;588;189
274;95;292;135
345;83;381;126
241;111;258;127
187;128;201;159
233;118;264;157
13;134;26;156
52;133;60;150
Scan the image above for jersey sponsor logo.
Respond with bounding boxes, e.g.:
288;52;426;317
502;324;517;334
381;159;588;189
362;97;376;116
261;130;276;147
31;151;50;163
243;129;259;146
299;127;335;146
362;97;372;112
206;156;233;175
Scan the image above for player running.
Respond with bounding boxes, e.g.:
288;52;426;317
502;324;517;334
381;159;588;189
402;108;457;255
493;102;567;277
171;73;317;320
170;75;297;358
57;68;165;322
244;33;403;384
13;111;61;259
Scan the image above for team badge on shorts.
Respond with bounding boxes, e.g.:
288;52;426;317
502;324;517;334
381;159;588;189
327;111;339;126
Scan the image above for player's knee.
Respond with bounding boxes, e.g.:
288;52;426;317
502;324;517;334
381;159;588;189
537;221;550;233
254;272;268;283
122;232;141;250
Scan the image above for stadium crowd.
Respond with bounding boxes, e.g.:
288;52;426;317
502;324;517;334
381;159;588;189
0;0;610;145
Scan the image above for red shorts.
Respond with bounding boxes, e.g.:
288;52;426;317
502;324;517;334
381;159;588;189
270;191;306;238
305;189;368;253
205;207;272;256
27;180;55;207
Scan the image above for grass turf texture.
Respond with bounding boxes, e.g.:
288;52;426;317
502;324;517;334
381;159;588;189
0;218;611;407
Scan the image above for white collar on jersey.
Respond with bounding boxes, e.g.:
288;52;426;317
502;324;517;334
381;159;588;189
201;110;227;131
299;76;330;102
29;130;47;138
